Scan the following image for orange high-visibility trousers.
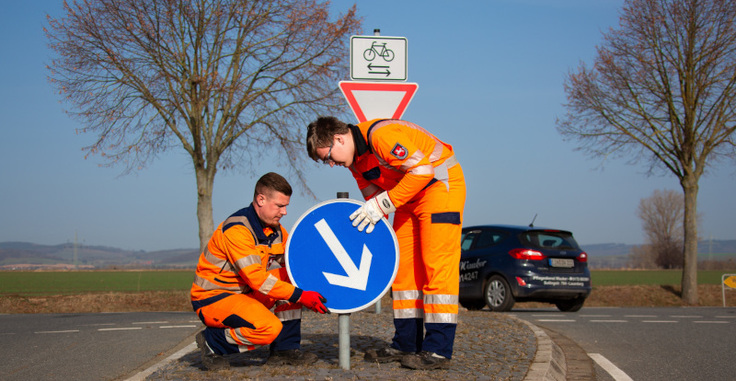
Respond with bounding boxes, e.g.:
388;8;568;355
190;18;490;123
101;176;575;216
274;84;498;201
391;163;466;358
194;266;302;354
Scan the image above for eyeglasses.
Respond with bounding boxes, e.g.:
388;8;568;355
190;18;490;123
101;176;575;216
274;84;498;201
321;143;334;164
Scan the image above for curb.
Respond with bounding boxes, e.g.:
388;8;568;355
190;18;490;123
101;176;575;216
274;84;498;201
515;317;566;381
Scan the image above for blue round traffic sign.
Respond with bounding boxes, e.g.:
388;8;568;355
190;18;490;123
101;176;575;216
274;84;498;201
285;199;399;313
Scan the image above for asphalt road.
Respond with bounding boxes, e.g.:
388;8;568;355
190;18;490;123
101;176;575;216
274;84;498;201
5;307;735;380
513;306;736;381
0;312;200;381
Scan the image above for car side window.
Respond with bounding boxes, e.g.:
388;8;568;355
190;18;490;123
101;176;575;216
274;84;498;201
475;230;505;249
461;231;479;251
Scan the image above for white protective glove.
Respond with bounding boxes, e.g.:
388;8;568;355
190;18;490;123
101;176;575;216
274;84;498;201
349;191;396;233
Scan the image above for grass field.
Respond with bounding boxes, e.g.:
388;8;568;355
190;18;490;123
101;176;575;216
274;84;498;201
2;269;735;296
591;269;736;286
0;270;193;295
2;269;736;313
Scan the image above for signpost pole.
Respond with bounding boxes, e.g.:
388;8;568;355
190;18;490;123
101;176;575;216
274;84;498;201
339;314;350;369
336;192;351;370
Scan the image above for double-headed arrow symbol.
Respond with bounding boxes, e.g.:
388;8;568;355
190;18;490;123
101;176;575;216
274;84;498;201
367;63;391;76
315;218;372;291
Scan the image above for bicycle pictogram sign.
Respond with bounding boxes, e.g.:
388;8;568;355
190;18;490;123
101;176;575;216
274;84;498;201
363;41;395;62
350;35;407;81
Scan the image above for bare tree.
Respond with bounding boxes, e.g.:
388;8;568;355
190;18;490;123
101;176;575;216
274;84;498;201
628;244;658;269
557;0;736;304
45;0;361;250
637;189;685;269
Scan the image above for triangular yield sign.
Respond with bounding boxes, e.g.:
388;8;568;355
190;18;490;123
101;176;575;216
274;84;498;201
339;81;419;123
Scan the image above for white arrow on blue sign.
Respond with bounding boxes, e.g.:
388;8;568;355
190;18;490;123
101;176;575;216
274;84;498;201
285;199;399;314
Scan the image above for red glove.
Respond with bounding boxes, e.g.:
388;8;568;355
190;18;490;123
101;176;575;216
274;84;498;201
298;290;329;314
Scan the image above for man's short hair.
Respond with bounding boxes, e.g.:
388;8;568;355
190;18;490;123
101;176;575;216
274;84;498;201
305;116;350;162
254;172;292;200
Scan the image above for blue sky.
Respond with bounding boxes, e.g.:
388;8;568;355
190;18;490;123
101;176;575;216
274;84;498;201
1;0;734;251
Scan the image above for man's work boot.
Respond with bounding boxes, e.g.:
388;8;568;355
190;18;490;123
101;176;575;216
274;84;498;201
400;351;451;370
195;330;230;371
266;349;319;366
364;346;413;363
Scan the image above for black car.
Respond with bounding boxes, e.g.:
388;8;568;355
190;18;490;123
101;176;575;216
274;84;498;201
459;224;591;312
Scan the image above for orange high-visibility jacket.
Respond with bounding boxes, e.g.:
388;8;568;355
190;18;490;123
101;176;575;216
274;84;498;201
349;119;458;205
190;204;301;306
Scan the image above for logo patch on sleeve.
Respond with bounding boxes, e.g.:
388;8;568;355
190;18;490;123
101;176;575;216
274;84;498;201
390;143;408;160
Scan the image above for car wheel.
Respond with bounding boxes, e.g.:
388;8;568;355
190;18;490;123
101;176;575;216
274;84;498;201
460;299;486;310
484;275;515;312
555;297;585;312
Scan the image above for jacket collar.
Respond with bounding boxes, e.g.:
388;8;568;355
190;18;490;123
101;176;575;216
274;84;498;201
244;203;279;246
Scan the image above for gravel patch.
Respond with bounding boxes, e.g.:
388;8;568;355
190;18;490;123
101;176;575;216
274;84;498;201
145;303;536;381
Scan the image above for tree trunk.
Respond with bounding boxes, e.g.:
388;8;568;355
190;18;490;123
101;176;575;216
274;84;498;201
680;176;699;305
195;164;216;253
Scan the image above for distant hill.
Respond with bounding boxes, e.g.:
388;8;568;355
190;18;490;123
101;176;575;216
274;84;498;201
1;239;735;270
0;242;199;269
582;240;736;269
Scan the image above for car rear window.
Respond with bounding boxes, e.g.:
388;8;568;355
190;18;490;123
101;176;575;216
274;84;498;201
520;230;580;250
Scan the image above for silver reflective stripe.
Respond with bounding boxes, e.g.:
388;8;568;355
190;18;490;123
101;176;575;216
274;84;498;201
259;273;278;294
376;155;405;175
407;163;434;176
392;289;423;319
234;254;261;271
194;274;240;292
424;294;459;305
238;344;262;353
393;289;422;301
429;154;458;190
394;308;424;319
276;308;302;322
425;312;457;324
401;150;425;170
226;329;260;352
443;154;459;168
203;247;227;268
429;143;444;162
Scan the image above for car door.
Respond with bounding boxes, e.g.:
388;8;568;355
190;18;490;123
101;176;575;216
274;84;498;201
460;228;508;299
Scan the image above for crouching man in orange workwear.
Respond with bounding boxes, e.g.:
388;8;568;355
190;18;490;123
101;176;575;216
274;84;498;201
190;172;329;370
306;117;466;370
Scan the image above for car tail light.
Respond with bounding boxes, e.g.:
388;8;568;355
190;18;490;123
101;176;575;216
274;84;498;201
577;252;588;263
515;276;527;286
509;248;546;260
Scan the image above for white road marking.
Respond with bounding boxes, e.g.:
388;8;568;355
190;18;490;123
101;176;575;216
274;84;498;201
642;320;678;323
589;319;628;323
98;327;143;331
536;319;576;322
133;321;169;324
34;329;80;334
693;320;729;324
159;325;198;329
589;353;634;381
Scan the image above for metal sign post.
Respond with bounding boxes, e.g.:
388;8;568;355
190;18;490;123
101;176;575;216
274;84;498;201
336;192;350;370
